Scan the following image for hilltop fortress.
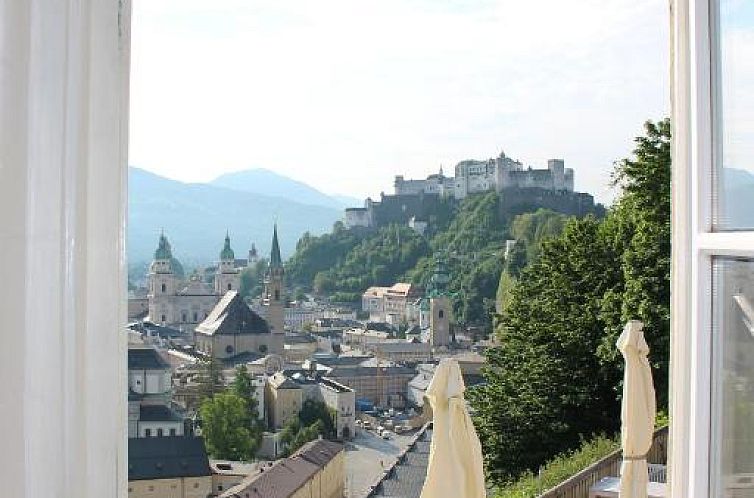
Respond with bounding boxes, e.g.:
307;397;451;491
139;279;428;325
345;149;601;230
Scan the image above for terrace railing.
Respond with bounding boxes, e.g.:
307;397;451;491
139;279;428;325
536;426;669;498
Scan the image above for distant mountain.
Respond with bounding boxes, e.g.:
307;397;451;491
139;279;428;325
128;167;342;268
331;194;363;208
210;168;355;209
722;167;754;228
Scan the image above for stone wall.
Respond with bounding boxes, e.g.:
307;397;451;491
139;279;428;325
498;187;604;220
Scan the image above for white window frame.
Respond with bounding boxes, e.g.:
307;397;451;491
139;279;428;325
671;1;754;497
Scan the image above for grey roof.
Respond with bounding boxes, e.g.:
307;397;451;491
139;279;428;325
293;439;343;467
128;347;170;370
221;439;343;498
328;366;416;378
195;291;269;336
313;355;373;367
131;322;185;338
371;429;432;498
139;405;184;423
128;436;210;481
370;342;431;353
285;334;317;345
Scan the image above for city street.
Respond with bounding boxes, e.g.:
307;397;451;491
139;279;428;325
344;428;416;498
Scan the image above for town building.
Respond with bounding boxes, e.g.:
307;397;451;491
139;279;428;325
362;283;422;324
265;372;304;430
284;334;319;363
144;232;241;328
219;439;345;498
325;365;416;409
210;461;259;496
368;341;432;364
287;371;356;440
128;436;212;498
194;290;281;360
128;347;185;439
343;328;391;349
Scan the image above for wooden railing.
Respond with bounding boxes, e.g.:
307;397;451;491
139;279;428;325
537;426;668;498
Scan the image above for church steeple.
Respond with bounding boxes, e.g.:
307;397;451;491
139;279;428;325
264;224;285;350
269;224;282;268
154;231;173;261
220;231;235;261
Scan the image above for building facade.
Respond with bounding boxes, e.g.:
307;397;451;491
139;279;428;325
145;233;241;328
362;283;422;324
128;347;185;439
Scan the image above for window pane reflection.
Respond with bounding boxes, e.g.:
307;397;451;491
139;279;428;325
714;1;754;230
711;258;754;496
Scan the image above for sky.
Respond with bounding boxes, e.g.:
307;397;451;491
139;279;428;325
129;0;671;205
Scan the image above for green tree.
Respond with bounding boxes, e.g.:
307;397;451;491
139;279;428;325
471;120;671;483
231;365;260;427
471;217;621;482
195;356;225;401
200;392;259;461
239;259;268;298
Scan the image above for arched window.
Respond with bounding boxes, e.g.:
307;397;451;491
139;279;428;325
161;314;166;323
193;312;198;322
181;312;187;322
161;283;166;293
227;283;232;290
438;310;444;319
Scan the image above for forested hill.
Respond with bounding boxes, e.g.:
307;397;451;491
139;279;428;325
285;191;588;329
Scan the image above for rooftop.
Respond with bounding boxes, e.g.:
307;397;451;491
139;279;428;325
195;290;269;337
221;439;343;498
128;347;170;370
327;365;416;378
139;404;184;423
370;429;432;498
128;436;211;481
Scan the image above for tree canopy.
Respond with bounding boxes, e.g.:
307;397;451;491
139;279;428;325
470;119;671;483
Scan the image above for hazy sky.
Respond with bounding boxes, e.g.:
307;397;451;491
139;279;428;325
129;0;670;204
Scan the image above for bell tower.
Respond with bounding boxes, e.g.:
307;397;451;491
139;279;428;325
427;253;452;348
147;231;176;324
215;232;240;295
264;224;285;354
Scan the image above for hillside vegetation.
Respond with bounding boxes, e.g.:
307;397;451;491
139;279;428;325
286;190;578;329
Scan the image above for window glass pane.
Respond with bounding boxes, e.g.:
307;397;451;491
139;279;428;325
714;1;754;230
711;258;754;495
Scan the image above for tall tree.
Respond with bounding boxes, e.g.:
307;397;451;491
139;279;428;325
231;365;260;427
195;356;225;401
199;392;259;461
471;120;671;483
